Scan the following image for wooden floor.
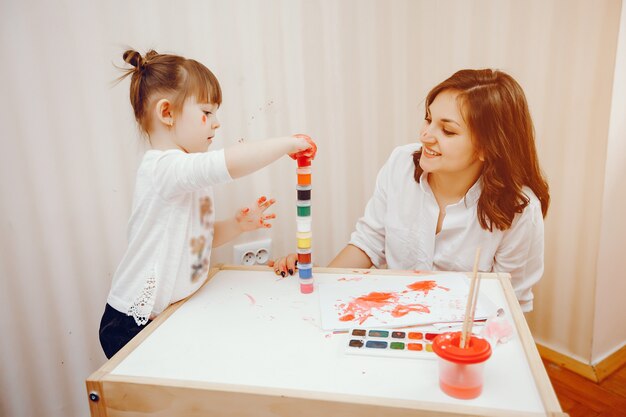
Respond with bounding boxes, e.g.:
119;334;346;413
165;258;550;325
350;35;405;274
543;359;626;417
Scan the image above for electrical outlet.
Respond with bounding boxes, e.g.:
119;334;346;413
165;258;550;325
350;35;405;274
241;251;256;266
233;238;272;265
255;248;270;264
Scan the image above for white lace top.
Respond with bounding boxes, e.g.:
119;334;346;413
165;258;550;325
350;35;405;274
107;148;232;325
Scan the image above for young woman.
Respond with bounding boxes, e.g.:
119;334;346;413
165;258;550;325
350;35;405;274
271;69;549;312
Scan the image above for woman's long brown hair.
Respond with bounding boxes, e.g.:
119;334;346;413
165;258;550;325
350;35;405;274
413;69;550;231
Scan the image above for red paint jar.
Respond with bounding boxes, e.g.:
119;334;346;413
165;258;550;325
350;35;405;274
432;332;492;399
298;252;312;264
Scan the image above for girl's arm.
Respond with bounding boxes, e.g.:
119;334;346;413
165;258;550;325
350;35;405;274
225;136;314;179
212;218;244;248
152;136;315;200
328;244;373;268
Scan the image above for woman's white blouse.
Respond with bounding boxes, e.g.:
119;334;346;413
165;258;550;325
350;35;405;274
349;143;545;312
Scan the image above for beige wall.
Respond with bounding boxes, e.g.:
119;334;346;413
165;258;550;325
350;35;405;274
592;1;626;364
523;0;623;361
0;1;623;416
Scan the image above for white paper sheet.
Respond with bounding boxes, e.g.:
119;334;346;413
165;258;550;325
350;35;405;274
318;272;497;331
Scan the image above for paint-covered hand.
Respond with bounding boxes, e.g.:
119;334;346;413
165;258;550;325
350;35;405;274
268;253;298;277
288;134;317;160
236;196;276;232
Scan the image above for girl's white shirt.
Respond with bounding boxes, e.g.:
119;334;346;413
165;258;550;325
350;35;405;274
349;143;544;312
107;148;232;325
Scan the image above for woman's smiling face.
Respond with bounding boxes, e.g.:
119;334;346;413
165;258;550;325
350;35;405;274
418;89;483;178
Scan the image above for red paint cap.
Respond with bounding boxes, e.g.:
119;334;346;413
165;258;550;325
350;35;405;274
432;332;492;364
297;156;312;167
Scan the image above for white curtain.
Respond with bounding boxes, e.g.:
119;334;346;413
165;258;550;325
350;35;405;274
0;1;623;416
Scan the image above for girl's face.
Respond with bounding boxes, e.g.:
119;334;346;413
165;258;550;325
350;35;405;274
419;89;483;178
173;96;220;153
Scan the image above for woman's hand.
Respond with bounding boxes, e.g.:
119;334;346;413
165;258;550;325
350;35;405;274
268;253;298;277
236;196;276;232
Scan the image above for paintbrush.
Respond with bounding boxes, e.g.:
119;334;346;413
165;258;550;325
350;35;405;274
460;247;481;349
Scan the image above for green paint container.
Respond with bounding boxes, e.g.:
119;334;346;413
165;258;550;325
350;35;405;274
297;205;311;216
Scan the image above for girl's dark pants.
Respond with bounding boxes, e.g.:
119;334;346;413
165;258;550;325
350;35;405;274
99;304;151;359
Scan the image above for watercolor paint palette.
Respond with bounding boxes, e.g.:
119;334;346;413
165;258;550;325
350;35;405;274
345;327;445;359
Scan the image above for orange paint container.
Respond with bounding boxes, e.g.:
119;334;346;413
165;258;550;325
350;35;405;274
432;332;492;400
296;167;311;185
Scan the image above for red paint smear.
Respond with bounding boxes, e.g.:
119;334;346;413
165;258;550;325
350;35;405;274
338;291;400;324
338;277;363;282
405;280;449;295
361;292;397;302
202;115;207;123
391;303;430;317
244;293;256;305
337;280;448;324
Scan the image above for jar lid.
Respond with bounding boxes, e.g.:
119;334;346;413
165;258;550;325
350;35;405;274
297;248;312;254
432;331;492;364
296;200;311;207
297;156;312;167
296;185;312;190
296;167;312;175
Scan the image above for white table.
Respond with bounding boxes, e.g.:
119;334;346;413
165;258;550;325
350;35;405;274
86;266;564;416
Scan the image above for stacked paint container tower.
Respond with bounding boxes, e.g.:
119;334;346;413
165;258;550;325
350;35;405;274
296;155;313;294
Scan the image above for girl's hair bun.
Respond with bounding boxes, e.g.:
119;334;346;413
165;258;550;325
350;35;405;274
123;50;145;70
145;50;159;61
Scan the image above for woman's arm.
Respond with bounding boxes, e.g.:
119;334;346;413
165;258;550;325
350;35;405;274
328;244;373;268
493;196;544;312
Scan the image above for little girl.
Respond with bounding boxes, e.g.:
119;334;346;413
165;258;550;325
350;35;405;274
99;49;316;358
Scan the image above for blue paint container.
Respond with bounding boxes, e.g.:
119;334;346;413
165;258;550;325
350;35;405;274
298;264;313;278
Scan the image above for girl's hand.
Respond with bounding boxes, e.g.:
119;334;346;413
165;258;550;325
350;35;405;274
268;254;298;277
289;134;317;160
236;196;276;232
